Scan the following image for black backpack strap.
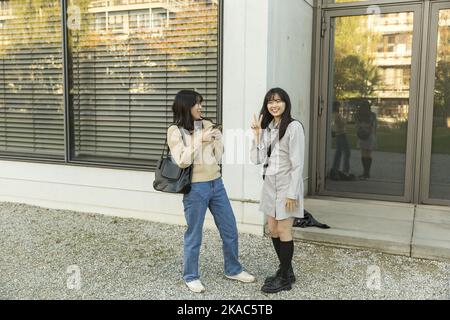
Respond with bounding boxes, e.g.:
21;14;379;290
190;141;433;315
262;126;279;180
262;118;304;180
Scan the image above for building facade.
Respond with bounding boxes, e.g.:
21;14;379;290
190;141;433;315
0;0;449;258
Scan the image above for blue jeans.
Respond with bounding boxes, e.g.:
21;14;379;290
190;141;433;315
182;177;243;282
332;133;351;173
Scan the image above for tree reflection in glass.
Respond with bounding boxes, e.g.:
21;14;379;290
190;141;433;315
326;12;414;196
429;9;450;200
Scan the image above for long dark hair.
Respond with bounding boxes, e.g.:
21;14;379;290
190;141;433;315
172;90;203;131
259;87;293;140
355;98;373;123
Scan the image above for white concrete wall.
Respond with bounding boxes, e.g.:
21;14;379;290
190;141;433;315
0;0;313;235
221;0;270;230
267;0;313;194
0;0;275;236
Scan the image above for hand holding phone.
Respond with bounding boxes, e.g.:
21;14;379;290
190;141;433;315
210;124;222;141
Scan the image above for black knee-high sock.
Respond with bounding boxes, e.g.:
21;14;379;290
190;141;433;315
279;240;294;278
271;237;281;262
363;157;371;176
361;157;367;175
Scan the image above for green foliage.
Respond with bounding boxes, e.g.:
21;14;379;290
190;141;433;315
332;15;381;100
433;61;450;127
334;55;380;100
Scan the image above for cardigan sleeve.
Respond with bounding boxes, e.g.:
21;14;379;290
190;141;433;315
167;125;202;168
213;136;224;163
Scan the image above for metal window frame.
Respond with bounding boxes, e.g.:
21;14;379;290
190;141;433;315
62;0;71;163
310;0;324;194
321;0;437;9
311;3;424;202
420;1;450;206
311;0;450;205
0;0;224;172
0;0;67;164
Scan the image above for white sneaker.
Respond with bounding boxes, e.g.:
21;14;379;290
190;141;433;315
226;271;256;283
185;279;206;293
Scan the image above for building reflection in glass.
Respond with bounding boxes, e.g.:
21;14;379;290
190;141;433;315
429;9;450;201
326;12;414;196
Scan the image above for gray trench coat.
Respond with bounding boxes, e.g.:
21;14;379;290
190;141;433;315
250;120;305;220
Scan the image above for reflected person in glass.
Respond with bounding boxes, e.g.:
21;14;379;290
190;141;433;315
330;101;352;181
355;99;377;180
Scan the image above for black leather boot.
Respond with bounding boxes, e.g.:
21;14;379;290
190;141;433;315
366;157;372;178
261;273;292;293
359;157;370;179
264;266;296;284
262;240;295;293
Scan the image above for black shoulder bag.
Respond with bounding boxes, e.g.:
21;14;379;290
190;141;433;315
153;127;193;194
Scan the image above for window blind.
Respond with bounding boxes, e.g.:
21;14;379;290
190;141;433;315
0;0;65;159
69;0;219;167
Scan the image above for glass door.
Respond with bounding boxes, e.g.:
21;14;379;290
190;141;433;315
317;5;422;201
421;2;450;205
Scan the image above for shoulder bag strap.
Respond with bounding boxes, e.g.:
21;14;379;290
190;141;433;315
179;127;188;147
262;119;304;179
160;124;184;161
263;127;279;180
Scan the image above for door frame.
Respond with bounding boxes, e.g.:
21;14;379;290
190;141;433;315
420;1;450;206
314;4;424;202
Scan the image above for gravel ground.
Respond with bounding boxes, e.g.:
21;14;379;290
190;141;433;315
0;202;449;300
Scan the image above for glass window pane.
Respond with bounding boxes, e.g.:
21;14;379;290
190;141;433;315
429;9;450;200
0;0;64;158
326;0;416;5
68;0;219;167
324;0;371;4
325;12;414;196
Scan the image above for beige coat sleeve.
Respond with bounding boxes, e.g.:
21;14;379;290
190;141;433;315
213;137;224;163
167;125;201;168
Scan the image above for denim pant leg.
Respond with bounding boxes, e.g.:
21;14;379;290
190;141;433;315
341;134;351;173
182;184;210;282
332;145;342;171
208;178;243;276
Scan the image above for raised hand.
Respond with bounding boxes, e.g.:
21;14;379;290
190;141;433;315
202;127;216;142
251;114;263;142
